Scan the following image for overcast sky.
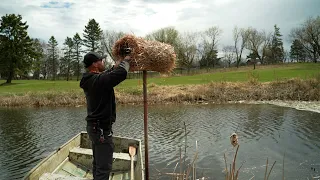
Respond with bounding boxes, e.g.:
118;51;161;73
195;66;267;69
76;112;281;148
0;0;319;54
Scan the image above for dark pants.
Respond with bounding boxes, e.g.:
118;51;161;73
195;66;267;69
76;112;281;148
86;125;114;180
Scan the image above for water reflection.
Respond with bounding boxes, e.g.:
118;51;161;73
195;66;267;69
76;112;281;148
0;104;319;180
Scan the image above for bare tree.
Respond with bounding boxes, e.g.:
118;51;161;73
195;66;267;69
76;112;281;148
145;26;179;47
246;28;272;64
40;42;49;79
283;50;290;63
31;38;45;80
290;16;320;63
222;46;236;67
176;32;199;73
233;26;250;67
101;30;125;62
198;26;222;69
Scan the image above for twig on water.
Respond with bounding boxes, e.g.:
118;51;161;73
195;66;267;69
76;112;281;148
193;140;198;180
283;152;285;180
266;161;276;180
186;151;199;179
235;160;246;180
249;172;255;180
180;147;182;180
172;161;179;180
224;145;241;180
264;158;268;180
184;122;187;172
231;145;240;179
224;153;229;180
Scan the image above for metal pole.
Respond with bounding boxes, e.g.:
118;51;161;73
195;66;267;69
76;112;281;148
143;70;149;180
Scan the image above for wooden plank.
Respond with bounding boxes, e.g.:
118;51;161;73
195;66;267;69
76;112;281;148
110;171;131;180
79;132;141;154
69;147;136;172
61;161;87;177
39;173;90;180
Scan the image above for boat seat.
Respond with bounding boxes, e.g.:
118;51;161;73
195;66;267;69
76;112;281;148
39;173;91;180
69;147;137;172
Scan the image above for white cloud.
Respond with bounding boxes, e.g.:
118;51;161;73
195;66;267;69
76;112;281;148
0;0;319;53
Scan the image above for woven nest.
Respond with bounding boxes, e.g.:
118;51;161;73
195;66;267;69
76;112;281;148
112;34;176;73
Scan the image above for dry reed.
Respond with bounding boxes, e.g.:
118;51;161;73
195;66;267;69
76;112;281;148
0;78;319;107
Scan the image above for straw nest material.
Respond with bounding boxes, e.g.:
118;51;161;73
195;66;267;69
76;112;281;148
112;34;176;73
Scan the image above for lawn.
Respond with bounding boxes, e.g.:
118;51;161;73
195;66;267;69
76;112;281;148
0;63;319;95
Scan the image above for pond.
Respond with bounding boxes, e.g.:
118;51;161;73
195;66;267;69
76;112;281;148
0;104;319;179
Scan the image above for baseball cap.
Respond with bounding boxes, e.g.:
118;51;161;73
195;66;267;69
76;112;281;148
83;52;107;68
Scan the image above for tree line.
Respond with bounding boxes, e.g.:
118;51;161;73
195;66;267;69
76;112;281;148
0;14;319;84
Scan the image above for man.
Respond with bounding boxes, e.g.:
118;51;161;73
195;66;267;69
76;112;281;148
80;51;130;180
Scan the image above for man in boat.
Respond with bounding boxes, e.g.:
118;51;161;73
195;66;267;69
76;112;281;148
80;52;131;180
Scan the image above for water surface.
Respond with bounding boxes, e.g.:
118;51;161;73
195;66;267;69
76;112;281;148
0;104;319;179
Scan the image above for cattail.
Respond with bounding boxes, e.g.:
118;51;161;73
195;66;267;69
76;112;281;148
230;133;239;147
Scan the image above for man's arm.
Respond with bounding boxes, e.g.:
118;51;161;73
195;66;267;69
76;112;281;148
104;66;114;73
99;60;130;88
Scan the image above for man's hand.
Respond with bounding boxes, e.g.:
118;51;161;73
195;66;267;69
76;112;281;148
124;56;131;62
114;56;131;72
114;56;131;68
114;61;121;68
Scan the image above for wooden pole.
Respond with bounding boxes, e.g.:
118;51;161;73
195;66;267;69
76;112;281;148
143;70;149;180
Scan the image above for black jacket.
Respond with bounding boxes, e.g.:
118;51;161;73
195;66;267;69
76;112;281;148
80;63;128;129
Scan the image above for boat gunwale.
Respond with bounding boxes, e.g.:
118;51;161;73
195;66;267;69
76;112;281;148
23;132;82;179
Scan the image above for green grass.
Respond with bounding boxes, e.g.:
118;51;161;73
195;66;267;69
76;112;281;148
0;80;80;95
0;63;319;95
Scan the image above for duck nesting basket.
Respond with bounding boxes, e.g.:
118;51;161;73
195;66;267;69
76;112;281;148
112;34;176;73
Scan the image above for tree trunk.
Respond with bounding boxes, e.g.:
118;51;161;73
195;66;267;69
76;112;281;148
6;63;14;84
77;49;80;81
237;58;240;68
33;71;40;80
53;49;56;81
77;60;80;81
67;66;70;81
313;52;317;63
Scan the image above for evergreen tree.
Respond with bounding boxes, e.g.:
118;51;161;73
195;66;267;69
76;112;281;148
47;36;59;80
83;19;103;52
246;51;260;69
271;24;284;63
290;39;306;62
62;37;74;81
0;14;35;83
73;33;82;81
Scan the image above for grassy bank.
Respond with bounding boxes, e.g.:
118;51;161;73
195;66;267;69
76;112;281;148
0;63;319;107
